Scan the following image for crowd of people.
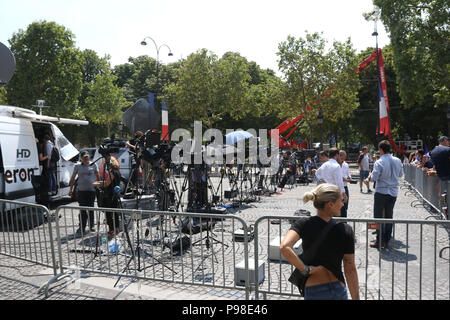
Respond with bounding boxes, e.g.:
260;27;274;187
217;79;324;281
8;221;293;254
279;136;450;300
279;139;410;300
400;136;450;181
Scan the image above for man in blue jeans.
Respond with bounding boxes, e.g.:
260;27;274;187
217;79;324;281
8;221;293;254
365;140;403;249
43;134;57;195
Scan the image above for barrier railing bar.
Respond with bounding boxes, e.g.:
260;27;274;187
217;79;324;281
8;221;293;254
391;223;395;300
365;222;369;300
434;223;437;300
419;224;423;300
405;223;409;300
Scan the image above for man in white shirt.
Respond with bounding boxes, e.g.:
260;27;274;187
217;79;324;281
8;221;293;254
339;150;352;218
312;148;348;203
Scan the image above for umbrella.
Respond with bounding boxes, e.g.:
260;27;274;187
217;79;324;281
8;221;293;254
225;130;254;145
206;144;238;157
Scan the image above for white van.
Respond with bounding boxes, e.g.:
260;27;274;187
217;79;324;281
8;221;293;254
0;105;88;204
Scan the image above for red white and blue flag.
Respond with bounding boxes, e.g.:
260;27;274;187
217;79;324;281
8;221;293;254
161;99;169;141
377;49;390;136
357;49;403;154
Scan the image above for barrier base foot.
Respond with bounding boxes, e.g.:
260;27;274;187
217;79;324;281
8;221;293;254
38;272;73;298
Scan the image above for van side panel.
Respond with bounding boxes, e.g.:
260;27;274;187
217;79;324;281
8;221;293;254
0;116;39;201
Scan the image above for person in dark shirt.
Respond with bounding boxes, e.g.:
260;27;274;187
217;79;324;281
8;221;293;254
125;130;144;188
93;156;122;240
125;130;144;152
280;183;360;300
421;154;434;170
429;136;450;181
35;138;49;206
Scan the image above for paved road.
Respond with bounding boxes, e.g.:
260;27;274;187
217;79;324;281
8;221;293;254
1;165;449;301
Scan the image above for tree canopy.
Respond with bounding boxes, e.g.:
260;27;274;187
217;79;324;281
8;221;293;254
6;21;83;117
276;32;360;147
1;17;448;149
373;0;449;107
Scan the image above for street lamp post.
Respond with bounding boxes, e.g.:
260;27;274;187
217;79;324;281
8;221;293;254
140;36;173;111
317;111;324;151
368;7;383;141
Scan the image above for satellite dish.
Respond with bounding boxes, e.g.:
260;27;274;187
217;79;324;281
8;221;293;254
122;98;160;134
0;42;16;87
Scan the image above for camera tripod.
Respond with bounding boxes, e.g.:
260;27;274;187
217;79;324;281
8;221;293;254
114;207;177;287
191;216;228;273
113;157;177;286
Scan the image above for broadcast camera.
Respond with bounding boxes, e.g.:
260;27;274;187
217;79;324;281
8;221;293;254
98;135;122;158
140;130;176;168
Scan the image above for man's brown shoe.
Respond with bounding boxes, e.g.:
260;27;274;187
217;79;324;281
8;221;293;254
370;241;388;249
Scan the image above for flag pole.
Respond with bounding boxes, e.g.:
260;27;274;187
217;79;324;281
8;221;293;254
372;8;382;142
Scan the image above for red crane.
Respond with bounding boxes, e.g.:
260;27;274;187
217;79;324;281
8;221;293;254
270;114;305;148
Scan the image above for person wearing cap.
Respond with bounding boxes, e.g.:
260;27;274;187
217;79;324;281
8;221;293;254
69;151;101;236
428;136;450;182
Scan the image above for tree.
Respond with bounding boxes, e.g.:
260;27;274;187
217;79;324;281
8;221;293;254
79;49;111;106
0;87;7;105
165;49;281;132
212;52;251;123
6;21;82;117
277;32;360;147
84;73;128;138
72;49;112;146
372;0;449;107
216;60;283;131
165;49;218;128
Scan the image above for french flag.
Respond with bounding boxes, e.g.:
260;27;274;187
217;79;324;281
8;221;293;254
161;99;169;141
377;49;390;136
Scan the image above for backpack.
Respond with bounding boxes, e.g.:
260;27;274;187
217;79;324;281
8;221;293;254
51;146;60;162
357;153;364;164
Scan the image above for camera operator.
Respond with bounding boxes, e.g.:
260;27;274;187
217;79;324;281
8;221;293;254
278;150;297;189
125;130;144;188
125;130;144;151
152;158;171;210
93;156;122;240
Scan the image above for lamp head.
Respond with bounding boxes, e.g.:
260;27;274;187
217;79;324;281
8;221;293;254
168;52;173;57
141;40;147;46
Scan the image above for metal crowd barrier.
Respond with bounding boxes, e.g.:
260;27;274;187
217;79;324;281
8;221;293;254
40;206;251;298
402;165;449;220
253;215;450;300
2;197;450;300
0;199;58;275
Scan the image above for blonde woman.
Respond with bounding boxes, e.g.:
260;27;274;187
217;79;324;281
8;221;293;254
280;183;360;300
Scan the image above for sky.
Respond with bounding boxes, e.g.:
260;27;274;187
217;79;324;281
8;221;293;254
0;0;390;74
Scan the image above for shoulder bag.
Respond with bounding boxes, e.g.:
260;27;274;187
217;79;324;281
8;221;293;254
288;218;337;296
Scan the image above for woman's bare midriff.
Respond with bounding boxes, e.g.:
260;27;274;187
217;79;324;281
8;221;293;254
305;265;345;287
